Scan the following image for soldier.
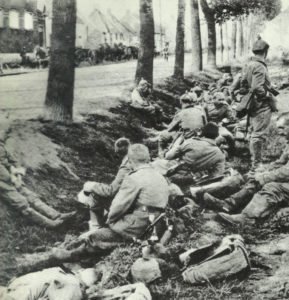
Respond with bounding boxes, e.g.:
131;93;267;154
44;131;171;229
190;86;205;105
240;37;276;171
209;115;289;225
0;130;75;228
205;92;234;124
130;79;159;116
79;137;132;229
158;92;207;157
49;144;169;260
153;122;226;185
130;79;167;128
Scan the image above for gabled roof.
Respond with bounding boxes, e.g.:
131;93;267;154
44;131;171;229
88;8;135;35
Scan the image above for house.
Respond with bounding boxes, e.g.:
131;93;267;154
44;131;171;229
0;0;45;53
85;8;136;49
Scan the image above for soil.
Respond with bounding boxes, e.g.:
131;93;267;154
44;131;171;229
1;72;289;299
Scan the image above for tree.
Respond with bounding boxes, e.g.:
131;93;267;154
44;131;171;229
173;0;186;79
44;0;76;122
191;0;203;72
231;20;237;60
236;17;244;58
135;0;155;86
213;0;281;62
200;0;217;69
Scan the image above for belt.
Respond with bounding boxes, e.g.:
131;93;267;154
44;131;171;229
134;205;164;214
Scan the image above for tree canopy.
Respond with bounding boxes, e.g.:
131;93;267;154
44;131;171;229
205;0;282;23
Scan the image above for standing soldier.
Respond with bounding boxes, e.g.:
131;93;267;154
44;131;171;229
240;37;277;171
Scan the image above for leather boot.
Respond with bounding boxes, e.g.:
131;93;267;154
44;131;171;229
218;212;254;226
203;193;232;212
22;207;64;228
190;172;244;202
224;185;256;213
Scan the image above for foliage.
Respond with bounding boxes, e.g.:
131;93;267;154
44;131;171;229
205;0;282;23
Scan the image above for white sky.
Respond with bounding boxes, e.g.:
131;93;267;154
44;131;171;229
78;0;289;19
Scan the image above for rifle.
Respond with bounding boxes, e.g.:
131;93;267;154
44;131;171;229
139;212;166;240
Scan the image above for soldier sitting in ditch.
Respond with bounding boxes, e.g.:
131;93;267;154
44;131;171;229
41;144;169;263
152;122;226;187
78;137;132;231
158;92;207;158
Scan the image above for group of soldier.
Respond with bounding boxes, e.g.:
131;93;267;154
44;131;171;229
1;36;289;264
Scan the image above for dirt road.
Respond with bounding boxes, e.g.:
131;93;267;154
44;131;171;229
0;55;194;122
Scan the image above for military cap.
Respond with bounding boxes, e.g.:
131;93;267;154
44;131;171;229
252;38;269;52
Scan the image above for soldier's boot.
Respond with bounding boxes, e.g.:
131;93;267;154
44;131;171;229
51;243;87;262
250;140;263;172
218;192;272;226
22;207;64;228
222;186;256;213
203;193;232;213
21;188;62;220
190;172;244;203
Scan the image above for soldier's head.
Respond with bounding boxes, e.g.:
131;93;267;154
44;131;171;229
114;137;130;157
213;92;226;107
138;78;151;93
128;144;150;169
252;37;269;58
191;86;203;98
201;122;219;140
276;113;289;141
180;92;197;108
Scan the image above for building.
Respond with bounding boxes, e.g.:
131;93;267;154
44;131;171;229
0;0;45;53
85;8;136;49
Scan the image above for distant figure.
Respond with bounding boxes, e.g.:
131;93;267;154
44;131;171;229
20;47;28;67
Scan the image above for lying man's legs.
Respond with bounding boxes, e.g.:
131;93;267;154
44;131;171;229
203;179;258;213
20;186;75;221
219;182;289;225
51;227;127;262
1;188;64;228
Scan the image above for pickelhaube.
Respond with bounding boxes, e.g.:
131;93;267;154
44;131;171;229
252;38;269;52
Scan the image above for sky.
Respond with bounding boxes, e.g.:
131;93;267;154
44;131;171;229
77;0;289;19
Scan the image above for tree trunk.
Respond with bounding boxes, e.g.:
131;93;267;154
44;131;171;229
231;20;237;60
190;0;202;72
200;0;216;69
173;0;186;79
135;0;155;86
236;17;244;58
219;23;224;64
224;21;230;63
44;0;76;122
